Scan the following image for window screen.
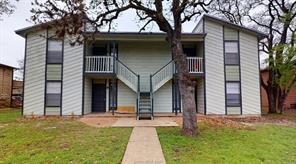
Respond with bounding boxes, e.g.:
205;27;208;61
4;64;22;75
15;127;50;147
47;40;63;63
226;82;241;107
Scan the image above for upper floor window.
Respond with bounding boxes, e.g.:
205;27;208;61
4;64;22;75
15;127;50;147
47;40;63;64
225;42;239;65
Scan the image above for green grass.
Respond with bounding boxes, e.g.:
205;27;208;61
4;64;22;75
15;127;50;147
157;122;296;164
0;109;132;163
0;108;21;123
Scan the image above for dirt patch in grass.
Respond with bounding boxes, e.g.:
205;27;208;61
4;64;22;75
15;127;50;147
229;116;296;127
174;110;296;129
79;117;118;127
173;116;253;130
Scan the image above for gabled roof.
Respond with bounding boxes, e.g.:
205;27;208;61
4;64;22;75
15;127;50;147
194;14;268;39
15;19;59;37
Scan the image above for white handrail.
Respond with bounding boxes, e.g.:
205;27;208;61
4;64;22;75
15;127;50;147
187;57;203;73
151;61;174;92
85;56;114;73
117;61;138;92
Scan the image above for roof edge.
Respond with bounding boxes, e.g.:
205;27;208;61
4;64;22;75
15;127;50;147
0;63;18;69
203;14;268;39
193;14;268;39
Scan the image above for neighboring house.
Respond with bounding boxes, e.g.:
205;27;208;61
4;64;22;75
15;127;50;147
15;14;266;118
12;80;23;96
0;63;15;108
11;80;23;108
261;69;296;113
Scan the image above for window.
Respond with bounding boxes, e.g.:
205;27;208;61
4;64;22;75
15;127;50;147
226;82;241;107
225;42;239;65
47;40;63;63
46;82;61;107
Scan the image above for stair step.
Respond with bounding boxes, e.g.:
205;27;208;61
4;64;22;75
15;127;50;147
139;100;150;102
139;107;151;110
138;114;153;120
140;104;151;108
139;102;151;104
140;92;150;96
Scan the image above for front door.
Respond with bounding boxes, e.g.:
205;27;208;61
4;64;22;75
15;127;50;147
92;83;106;112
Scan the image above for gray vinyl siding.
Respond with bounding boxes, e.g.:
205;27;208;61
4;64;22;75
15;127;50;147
240;32;261;115
153;80;172;113
117;80;137;108
224;27;238;40
196;42;204;57
47;64;62;80
117;41;172;112
225;66;240;81
118;41;171;92
62;40;83;115
193;19;204;33
23;31;46;115
197;79;205;114
45;107;60;115
204;19;225;114
84;77;92;114
227;107;240;115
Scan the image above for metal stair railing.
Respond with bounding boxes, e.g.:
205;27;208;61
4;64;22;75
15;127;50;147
136;75;140;120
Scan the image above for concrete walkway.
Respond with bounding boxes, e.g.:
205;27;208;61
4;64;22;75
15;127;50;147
112;117;179;127
121;127;166;164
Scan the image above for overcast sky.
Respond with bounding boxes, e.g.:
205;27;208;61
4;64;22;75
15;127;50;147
0;1;197;69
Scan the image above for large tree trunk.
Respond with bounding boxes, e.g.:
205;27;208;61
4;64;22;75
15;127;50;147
278;91;288;114
171;38;198;136
267;68;279;113
267;84;278;113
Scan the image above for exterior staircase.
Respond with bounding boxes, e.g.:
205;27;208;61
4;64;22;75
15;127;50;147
137;92;153;120
85;56;203;120
115;59;175;120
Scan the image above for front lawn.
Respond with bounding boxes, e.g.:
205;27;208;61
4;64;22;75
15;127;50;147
0;109;131;163
158;122;296;163
0;108;21;123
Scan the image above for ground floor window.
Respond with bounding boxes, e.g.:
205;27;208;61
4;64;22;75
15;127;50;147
46;81;61;107
226;82;241;107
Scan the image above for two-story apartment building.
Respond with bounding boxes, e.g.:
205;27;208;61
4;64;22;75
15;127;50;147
16;14;266;119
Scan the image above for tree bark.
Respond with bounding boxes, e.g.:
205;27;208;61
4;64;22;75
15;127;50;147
171;38;198;136
278;91;288;114
267;83;278;113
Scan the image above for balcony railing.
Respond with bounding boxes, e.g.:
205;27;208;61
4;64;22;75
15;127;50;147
85;56;203;74
187;57;203;73
85;56;114;73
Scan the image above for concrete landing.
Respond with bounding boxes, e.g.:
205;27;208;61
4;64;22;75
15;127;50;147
112;117;179;127
121;127;166;164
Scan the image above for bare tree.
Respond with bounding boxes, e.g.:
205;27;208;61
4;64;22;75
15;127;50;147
31;0;213;136
210;0;296;113
0;0;17;20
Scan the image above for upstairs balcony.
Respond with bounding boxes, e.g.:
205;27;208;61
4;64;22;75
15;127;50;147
84;56;204;75
85;56;115;74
